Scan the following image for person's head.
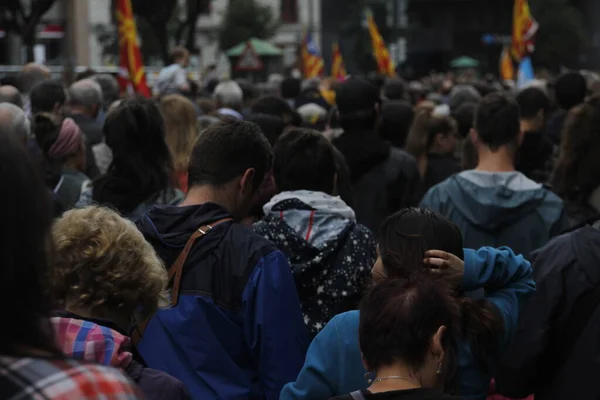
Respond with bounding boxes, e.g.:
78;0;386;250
471;92;521;155
553;96;600;199
50;206;168;327
405;108;458;158
451;101;477;139
236;79;256;109
247;113;285;146
281;77;302;100
170;46;190;67
0;85;23;108
0;125;58;357
30;79;67;116
68;79;103;118
336;78;380;132
273;128;336;195
554;71;587;111
448;84;481;111
196;98;216;116
382;78;408;101
296;103;328;130
75;68;97;82
19;63;51;94
516;87;550;132
379;100;415;148
187;118;272;219
360;278;459;389
160;94;198;173
0;102;30;145
94;97;173;214
251;96;298;126
213;80;243;112
91;74;120;111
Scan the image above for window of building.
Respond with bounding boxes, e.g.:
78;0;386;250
281;0;298;24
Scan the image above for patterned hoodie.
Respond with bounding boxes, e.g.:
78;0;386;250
51;312;190;400
254;191;377;337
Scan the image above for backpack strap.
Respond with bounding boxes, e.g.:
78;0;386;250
131;217;233;346
349;390;367;400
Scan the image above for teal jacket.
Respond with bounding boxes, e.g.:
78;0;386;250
420;171;569;256
280;247;535;400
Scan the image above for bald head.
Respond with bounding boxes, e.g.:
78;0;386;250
0;103;30;144
68;79;103;117
0;86;23;108
19;63;51;94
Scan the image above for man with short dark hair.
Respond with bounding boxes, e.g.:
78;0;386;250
136;118;308;400
515;87;554;183
253;128;376;338
421;92;568;256
547;71;587;145
333;78;420;233
30;79;66;115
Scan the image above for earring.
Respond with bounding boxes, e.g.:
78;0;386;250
364;372;373;384
436;362;442;375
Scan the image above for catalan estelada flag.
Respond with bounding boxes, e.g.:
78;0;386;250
116;0;151;97
366;12;395;77
331;41;347;81
301;31;324;79
500;46;515;81
511;0;539;62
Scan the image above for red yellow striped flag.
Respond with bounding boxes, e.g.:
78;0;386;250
366;12;395;77
116;0;151;97
511;0;539;62
301;31;324;79
500;46;515;81
331;41;348;80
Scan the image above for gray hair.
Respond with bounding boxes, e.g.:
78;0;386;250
68;79;103;108
0;86;23;108
0;103;31;141
213;81;243;109
19;63;50;93
91;74;120;110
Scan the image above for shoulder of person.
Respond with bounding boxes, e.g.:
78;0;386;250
227;221;282;263
128;362;190;400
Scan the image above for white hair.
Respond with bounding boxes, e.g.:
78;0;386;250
213;80;243;109
0;102;31;141
69;79;103;107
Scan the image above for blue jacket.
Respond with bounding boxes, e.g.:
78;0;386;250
280;247;535;400
136;203;308;400
420;170;568;256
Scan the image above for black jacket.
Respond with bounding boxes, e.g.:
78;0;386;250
496;221;600;400
333;130;420;232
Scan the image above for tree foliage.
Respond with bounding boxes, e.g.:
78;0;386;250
219;0;278;51
0;0;57;61
530;0;586;71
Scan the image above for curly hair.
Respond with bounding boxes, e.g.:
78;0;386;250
50;206;169;321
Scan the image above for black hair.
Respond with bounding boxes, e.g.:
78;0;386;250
378;208;504;375
188;117;272;190
555;72;587;110
251;96;295;122
383;78;408;100
247;113;286;146
516;87;550;119
360;278;459;374
33;113;63;190
451;102;477;139
30;79;66;115
0;128;60;357
336;78;380;131
474;92;521;151
236;79;256;102
93;97;174;214
281;78;302;100
379;100;415;148
273;128;336;194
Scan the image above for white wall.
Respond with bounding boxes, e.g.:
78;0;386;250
88;0;112;66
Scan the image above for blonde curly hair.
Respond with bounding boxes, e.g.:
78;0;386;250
50;206;169;321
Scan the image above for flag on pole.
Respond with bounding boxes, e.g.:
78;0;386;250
366;12;395;77
517;57;535;89
116;0;151;97
511;0;539;62
331;41;347;80
500;46;515;81
301;31;324;79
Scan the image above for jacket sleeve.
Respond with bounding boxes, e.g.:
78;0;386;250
243;250;309;400
462;247;536;348
280;315;342;400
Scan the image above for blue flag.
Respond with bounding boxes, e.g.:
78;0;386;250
517;57;535;89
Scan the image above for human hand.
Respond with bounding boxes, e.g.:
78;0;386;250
423;250;464;290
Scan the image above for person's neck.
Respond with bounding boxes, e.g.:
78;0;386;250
369;364;422;394
63;158;82;173
475;146;516;173
180;185;237;216
520;119;542;134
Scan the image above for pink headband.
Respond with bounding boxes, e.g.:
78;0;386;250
48;118;82;161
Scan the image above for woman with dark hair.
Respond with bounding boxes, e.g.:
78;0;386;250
551;95;600;225
331;278;462;400
281;208;534;400
0;131;142;399
76;97;183;219
379;100;415;149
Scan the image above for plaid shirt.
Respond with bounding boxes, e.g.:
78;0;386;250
0;356;143;400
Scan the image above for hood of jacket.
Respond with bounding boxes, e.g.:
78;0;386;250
333;130;391;182
443;170;554;231
51;313;133;369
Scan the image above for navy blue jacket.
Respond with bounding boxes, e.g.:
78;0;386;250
136;203;308;400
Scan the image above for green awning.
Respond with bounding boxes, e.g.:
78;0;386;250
225;38;283;57
450;56;479;68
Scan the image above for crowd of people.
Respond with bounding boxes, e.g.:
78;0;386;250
1;45;600;400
